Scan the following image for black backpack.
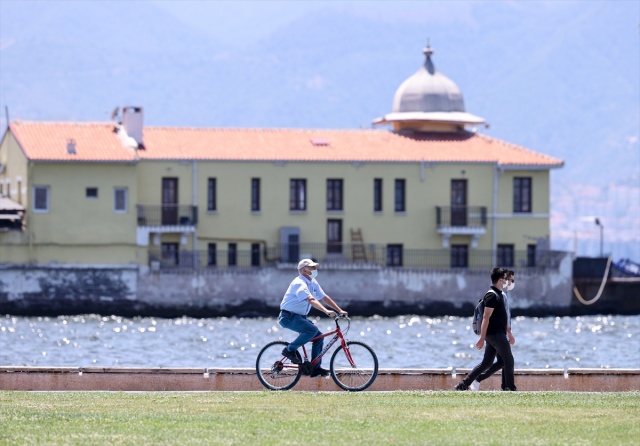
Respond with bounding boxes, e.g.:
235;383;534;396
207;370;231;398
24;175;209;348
472;289;498;335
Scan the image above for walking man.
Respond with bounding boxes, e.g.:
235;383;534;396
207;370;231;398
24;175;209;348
279;259;347;377
470;270;516;390
455;267;516;391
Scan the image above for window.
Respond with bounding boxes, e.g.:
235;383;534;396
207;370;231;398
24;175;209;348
114;188;127;213
498;244;515;267
290;179;306;211
251;243;260;267
326;179;343;211
207;178;217;211
374;178;383;212
386;244;403;267
394;179;406;212
33;186;50;212
228;243;237;266
451;245;468;268
251;178;260;212
514;177;532;213
86;187;98;198
207;243;217;266
527;244;537;267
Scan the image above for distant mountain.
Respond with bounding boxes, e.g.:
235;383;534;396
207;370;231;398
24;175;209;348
0;0;638;260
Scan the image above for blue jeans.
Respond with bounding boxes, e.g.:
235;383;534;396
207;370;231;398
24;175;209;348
279;311;323;369
463;332;515;390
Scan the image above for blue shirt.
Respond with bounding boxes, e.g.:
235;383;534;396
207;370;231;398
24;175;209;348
280;274;326;315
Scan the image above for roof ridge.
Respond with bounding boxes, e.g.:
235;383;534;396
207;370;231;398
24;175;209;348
146;126;384;133
13;120;115;126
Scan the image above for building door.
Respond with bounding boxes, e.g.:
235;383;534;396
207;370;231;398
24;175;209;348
451;244;468;268
327;219;342;254
286;233;300;262
162;178;178;225
161;243;179;266
451;179;467;226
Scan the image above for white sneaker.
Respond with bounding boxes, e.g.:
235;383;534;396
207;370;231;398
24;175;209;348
469;380;480;391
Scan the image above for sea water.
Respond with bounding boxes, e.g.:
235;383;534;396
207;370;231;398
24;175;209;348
1;314;638;370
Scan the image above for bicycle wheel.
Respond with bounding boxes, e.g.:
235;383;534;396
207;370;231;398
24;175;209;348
256;341;302;391
330;340;378;391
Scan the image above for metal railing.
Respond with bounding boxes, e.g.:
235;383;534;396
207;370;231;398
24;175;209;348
136;205;198;227
436;206;487;228
147;244;566;273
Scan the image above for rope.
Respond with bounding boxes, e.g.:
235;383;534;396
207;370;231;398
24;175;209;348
572;256;612;305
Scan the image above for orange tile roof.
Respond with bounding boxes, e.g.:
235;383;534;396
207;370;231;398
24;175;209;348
8;121;563;168
8;121;137;162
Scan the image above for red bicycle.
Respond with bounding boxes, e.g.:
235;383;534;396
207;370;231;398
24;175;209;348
255;315;378;391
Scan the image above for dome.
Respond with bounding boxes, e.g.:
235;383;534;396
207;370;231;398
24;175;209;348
392;46;465;114
373;45;485;131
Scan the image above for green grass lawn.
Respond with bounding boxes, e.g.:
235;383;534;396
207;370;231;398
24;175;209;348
1;391;638;445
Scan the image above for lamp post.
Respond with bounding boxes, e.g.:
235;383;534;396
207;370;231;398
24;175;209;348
594;218;604;257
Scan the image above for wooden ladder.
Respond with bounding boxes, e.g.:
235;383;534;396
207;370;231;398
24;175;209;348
350;228;367;262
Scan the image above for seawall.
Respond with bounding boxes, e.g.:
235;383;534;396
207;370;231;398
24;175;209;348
1;367;638;392
2;258;636;318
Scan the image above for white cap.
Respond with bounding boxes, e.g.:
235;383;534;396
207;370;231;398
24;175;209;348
297;258;319;270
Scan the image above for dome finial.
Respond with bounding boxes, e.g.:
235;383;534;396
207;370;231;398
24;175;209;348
423;40;435;74
423;38;433;58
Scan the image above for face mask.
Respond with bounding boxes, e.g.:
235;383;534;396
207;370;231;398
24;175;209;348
507;282;515;291
309;270;318;279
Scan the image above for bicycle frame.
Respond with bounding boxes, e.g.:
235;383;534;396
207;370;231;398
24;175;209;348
299;317;354;368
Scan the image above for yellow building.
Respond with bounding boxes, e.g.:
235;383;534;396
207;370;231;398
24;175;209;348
0;46;563;271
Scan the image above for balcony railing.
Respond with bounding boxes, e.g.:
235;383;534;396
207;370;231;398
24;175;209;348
436;206;487;228
147;244;566;273
137;205;198;227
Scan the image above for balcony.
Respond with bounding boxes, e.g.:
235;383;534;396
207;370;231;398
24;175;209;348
136;205;198;247
435;206;487;247
136;205;198;227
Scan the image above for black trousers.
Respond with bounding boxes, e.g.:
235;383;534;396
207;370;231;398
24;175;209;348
477;354;505;387
463;332;515;390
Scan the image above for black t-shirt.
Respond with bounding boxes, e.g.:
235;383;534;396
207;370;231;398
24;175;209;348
484;286;508;335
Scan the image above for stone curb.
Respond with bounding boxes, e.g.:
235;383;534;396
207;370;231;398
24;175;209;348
1;367;638;392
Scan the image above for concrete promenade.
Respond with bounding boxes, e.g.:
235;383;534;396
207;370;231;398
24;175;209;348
1;367;638;392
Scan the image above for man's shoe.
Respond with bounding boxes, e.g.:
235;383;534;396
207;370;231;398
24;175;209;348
309;367;330;378
469;380;480;391
281;347;302;364
501;386;517;391
454;382;469;391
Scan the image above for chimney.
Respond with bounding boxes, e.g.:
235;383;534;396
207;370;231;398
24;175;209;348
122;106;144;148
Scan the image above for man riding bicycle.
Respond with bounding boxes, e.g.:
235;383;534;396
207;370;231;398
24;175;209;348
279;259;348;377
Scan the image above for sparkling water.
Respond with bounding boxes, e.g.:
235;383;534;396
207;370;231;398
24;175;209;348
1;314;638;370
